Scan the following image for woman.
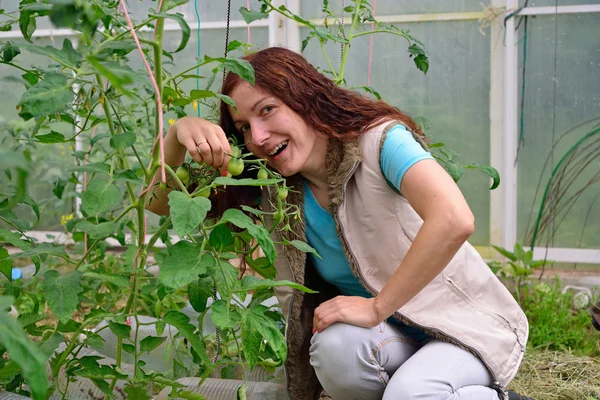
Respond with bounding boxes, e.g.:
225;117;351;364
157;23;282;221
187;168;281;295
148;47;531;400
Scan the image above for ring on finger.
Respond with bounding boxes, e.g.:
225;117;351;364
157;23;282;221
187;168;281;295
196;140;208;146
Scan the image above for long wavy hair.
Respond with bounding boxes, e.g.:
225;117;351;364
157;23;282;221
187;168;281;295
219;46;422;144
213;47;422;214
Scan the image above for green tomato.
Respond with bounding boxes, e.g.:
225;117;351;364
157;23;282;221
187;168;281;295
257;168;268;180
198;187;211;198
277;187;288;200
175;166;190;185
227;158;244;176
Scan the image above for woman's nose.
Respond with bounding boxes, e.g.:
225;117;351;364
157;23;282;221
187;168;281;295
251;124;269;146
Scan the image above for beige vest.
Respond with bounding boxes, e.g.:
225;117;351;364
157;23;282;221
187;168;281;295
263;121;528;400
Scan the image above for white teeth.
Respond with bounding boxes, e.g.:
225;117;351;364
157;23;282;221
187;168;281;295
268;141;288;156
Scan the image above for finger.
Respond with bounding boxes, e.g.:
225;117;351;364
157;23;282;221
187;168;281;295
214;127;232;173
195;139;213;166
182;136;203;164
205;131;224;169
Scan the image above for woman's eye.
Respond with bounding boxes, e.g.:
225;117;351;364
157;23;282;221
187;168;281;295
239;124;250;134
261;106;274;115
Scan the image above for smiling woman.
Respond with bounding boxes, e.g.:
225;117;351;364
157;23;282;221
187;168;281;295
147;47;532;400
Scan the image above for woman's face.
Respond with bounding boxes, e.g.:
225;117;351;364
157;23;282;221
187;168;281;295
227;82;324;177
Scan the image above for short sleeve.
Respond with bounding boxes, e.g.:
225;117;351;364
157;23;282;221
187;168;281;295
380;124;433;191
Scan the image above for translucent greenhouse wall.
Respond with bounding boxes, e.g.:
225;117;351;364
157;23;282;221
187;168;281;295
0;0;598;264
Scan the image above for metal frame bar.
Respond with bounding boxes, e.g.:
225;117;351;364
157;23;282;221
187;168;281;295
503;0;519;251
517;4;600;15
0;20;270;40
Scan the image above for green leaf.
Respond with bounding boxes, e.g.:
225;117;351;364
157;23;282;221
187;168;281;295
84;272;130;288
413;54;429;74
245;256;276;279
114;169;143;184
286;239;320;259
176;391;206;400
168;191;211;236
209;259;240;298
242;305;286;370
0;247;13;281
40;332;63;358
204;55;255;85
42;270;83;324
189;89;218;100
91;379;112;396
216;93;235;107
18;312;45;328
219;209;276;265
236;275;316;294
161;0;189;12
122;343;135;354
227;40;243;52
239;7;269;24
162;310;209;364
0;228;29;249
491;245;517;262
0;360;21;381
139;336;167;353
109;132;137;149
2;41;20;62
0;296;48;400
464;163;501;190
442;161;464;183
19;2;37;43
210;299;241;329
209;224;234;251
413;116;433;134
87;57;138;94
124;385;152;400
530;260;554;268
72;162;111;174
81;179;121;216
76;221;116;239
19;195;40;223
34;131;69;143
17;72;73;120
53;178;67;199
151;12;190;52
20;38;81;70
96;40;137;58
157;241;214;289
108;321;131;340
9;243;69;261
188;277;212;312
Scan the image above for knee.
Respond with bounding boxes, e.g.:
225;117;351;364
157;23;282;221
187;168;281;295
384;371;450;400
310;323;367;366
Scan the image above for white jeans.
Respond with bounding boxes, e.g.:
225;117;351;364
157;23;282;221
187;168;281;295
309;322;501;400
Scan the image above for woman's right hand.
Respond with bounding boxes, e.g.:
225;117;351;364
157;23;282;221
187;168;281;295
170;116;233;174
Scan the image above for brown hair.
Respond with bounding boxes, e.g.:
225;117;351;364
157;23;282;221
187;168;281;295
219;46;422;144
213;47;422;214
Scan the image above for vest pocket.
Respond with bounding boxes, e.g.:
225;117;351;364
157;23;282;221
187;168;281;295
441;275;524;351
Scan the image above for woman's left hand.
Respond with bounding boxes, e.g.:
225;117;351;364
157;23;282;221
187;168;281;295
312;295;381;333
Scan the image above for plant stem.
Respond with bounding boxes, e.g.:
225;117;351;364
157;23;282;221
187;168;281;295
146;215;172;250
319;41;338;79
75;239;100;269
338;0;363;84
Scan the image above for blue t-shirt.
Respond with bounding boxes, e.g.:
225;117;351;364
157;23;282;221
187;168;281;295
304;124;433;341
